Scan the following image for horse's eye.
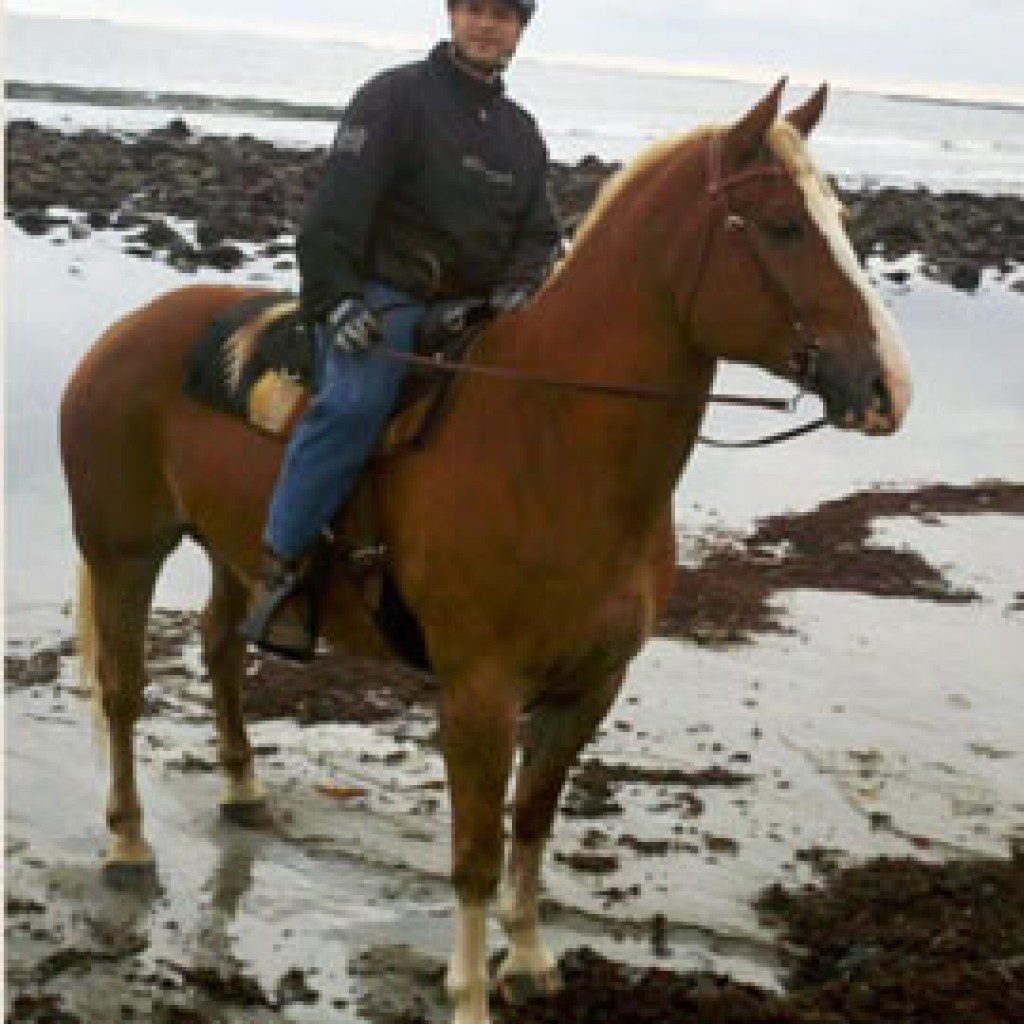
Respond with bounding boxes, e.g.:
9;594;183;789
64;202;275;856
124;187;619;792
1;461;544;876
762;218;805;244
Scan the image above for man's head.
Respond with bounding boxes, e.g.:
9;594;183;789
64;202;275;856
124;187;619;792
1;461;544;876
447;0;533;77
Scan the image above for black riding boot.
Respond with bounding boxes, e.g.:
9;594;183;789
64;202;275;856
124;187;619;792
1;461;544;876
239;549;316;663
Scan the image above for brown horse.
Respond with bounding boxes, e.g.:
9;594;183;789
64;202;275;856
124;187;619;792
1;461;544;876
61;80;911;1024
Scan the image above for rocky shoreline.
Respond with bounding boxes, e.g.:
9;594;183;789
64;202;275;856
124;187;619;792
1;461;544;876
7;118;1024;291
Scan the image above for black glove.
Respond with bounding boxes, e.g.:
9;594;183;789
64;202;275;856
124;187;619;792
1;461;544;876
416;298;490;353
489;281;533;316
325;298;382;355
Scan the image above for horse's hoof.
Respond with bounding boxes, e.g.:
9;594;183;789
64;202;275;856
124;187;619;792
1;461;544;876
102;858;159;893
497;968;563;1005
220;798;271;828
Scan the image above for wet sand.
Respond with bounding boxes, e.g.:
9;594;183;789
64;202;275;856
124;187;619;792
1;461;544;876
6;483;1023;1022
6;119;1024;1022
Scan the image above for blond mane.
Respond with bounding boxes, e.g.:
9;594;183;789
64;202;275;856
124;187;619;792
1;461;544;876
550;120;853;287
549;126;717;282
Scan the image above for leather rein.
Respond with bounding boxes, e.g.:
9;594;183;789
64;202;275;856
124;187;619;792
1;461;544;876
380;130;829;449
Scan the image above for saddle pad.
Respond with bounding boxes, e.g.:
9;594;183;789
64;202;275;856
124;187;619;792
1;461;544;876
183;293;313;434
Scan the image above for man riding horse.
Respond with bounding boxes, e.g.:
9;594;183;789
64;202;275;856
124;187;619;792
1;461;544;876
241;0;562;659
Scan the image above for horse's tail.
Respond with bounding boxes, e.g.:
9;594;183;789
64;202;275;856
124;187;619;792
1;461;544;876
76;559;108;755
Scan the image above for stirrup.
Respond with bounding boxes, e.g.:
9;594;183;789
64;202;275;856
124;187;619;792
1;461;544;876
239;575;316;663
345;542;388;573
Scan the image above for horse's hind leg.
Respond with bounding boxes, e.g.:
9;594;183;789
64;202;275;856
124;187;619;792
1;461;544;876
498;670;624;998
85;552;165;887
201;559;266;824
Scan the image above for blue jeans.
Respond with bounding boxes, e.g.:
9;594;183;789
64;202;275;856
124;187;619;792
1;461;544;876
265;282;426;559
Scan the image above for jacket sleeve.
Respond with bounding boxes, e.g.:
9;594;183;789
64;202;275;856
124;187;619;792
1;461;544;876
297;74;402;321
502;138;564;291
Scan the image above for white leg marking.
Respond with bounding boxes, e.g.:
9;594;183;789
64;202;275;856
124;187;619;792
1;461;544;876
447;900;491;1024
498;839;559;988
223;771;264;806
106;835;154;867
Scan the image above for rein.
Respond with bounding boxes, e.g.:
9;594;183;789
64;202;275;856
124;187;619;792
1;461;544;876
380;347;793;412
373;130;831;449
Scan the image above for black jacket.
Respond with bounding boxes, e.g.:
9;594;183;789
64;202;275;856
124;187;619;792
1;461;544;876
298;42;562;319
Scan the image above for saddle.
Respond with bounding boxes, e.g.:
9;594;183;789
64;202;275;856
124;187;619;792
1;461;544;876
184;291;489;438
183;291;492;668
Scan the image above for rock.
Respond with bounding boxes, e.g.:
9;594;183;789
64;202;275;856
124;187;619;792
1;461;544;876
161;118;191;139
195;213;231;246
130;218;186;251
617;835;672;856
554;850;619;873
703;833;740;855
200;243;245;271
950;262;982;292
274;966;319;1006
884;268;910;284
165;752;216;773
14;209;50;235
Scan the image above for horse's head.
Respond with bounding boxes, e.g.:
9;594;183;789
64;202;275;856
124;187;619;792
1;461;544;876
681;80;912;434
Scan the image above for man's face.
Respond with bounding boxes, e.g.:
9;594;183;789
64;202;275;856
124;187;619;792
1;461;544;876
449;0;524;74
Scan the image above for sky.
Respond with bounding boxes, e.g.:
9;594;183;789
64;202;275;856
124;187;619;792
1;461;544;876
9;0;1024;102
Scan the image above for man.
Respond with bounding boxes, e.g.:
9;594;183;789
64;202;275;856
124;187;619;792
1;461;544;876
240;0;561;659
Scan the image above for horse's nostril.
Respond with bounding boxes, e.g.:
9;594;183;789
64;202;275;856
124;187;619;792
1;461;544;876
871;377;892;418
789;345;821;388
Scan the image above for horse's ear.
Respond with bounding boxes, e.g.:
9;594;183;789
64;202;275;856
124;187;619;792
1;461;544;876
787;83;828;137
725;76;787;164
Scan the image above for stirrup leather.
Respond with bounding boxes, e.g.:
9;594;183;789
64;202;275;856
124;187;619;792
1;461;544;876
239;565;317;663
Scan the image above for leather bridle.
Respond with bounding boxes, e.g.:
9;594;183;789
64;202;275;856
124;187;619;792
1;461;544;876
675;129;830;445
696;130;824;396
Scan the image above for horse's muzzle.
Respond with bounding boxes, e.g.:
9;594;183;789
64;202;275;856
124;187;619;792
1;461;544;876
812;347;903;435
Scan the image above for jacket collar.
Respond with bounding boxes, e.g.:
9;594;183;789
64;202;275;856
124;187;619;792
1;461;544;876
430;41;505;104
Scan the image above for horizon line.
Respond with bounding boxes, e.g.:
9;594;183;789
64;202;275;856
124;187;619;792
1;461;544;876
8;6;1024;110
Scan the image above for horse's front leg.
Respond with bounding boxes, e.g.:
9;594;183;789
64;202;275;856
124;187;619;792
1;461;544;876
498;670;624;999
440;665;520;1024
